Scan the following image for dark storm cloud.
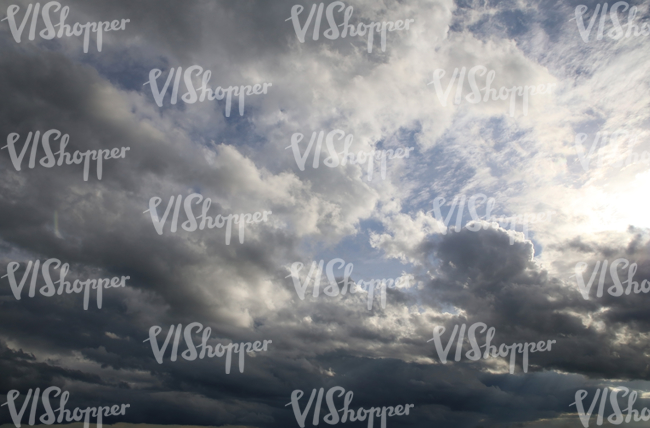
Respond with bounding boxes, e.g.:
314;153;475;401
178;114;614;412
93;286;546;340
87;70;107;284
409;224;650;382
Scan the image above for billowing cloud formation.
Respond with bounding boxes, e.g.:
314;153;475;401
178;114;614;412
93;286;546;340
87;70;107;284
1;0;649;427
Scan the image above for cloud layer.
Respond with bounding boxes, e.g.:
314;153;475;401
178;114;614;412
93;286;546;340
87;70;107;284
1;0;650;427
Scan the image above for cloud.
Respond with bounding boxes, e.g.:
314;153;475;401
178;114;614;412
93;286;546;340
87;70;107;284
1;0;650;427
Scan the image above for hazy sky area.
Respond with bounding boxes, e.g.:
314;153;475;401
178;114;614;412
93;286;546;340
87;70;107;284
1;0;650;427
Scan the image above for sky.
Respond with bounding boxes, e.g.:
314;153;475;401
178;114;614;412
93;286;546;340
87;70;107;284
1;0;650;427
